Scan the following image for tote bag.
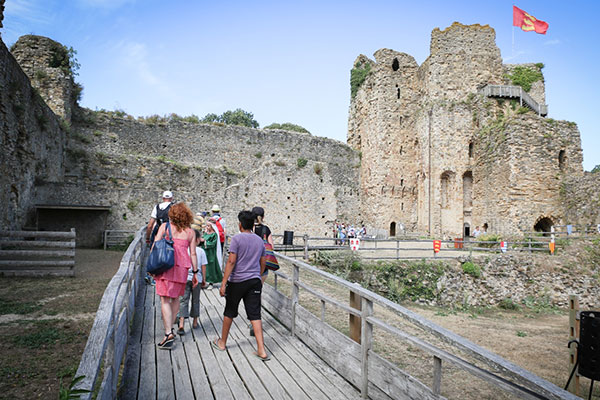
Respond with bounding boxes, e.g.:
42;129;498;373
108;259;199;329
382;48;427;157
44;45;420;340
146;222;175;275
263;236;279;271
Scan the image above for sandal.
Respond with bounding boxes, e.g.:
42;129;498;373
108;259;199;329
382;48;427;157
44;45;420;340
157;332;175;350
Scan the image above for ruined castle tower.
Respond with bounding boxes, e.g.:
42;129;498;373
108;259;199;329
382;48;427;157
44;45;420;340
10;35;77;123
349;22;583;237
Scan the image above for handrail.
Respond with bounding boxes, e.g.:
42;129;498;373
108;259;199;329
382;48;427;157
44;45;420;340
271;252;578;400
74;227;148;399
478;84;548;116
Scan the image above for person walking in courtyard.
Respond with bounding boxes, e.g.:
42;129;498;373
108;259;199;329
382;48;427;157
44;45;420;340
211;204;226;255
203;218;223;285
252;206;273;285
151;202;198;350
212;210;269;361
177;229;207;334
144;190;174;284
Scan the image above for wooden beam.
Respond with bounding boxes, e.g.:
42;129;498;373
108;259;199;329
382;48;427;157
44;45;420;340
349;291;362;343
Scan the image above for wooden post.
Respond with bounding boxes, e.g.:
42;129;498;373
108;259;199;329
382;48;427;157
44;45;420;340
104;230;108;250
567;295;580;396
433;355;442;396
291;264;299;337
303;234;308;260
349;291;362;343
360;297;373;399
273;273;278;291
320;300;326;322
396;239;399;260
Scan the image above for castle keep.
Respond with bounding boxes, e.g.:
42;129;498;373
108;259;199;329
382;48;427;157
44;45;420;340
1;19;597;243
348;22;585;237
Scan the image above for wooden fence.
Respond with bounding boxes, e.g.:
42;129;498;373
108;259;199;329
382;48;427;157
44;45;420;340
478;84;548;116
271;235;556;261
74;227;147;399
0;229;76;276
103;230;137;250
263;253;579;400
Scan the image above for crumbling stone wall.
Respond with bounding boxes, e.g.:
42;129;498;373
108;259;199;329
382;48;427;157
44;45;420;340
562;172;600;228
0;39;66;230
10;35;76;122
33;109;361;238
348;22;583;237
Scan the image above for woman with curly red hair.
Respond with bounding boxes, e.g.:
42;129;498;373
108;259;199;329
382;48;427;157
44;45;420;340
151;202;198;350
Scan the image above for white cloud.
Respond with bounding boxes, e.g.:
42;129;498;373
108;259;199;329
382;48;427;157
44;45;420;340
111;40;175;105
4;0;53;25
544;39;561;46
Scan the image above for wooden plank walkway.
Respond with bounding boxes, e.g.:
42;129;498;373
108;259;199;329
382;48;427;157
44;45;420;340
118;283;362;400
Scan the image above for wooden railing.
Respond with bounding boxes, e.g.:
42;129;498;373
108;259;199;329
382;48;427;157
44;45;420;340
0;229;76;276
271;235;555;260
103;230;137;250
478;84;548;116
263;253;578;400
74;227;147;399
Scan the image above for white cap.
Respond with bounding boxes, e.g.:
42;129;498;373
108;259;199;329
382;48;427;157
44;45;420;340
211;204;220;212
162;191;173;199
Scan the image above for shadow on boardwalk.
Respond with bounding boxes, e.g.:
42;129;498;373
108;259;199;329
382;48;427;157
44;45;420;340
118;283;361;400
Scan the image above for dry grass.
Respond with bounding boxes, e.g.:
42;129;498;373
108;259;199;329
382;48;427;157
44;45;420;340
265;256;599;399
0;249;123;399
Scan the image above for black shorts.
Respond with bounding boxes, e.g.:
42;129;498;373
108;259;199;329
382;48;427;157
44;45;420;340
223;278;262;320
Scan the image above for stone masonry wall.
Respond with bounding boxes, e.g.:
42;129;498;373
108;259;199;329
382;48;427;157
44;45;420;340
10;35;75;122
348;50;420;233
474;112;583;233
0;38;66;230
36;110;361;238
349;22;584;237
563;172;600;228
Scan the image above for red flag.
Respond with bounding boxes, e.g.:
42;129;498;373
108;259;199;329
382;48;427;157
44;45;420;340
513;6;549;34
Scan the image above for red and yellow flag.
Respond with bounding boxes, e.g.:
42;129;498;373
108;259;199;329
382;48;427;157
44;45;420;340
513;6;549;34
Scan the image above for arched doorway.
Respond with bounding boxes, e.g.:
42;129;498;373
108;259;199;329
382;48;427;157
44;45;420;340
390;221;396;237
534;217;553;234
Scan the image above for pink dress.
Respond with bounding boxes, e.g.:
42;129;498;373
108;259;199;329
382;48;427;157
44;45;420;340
155;238;191;298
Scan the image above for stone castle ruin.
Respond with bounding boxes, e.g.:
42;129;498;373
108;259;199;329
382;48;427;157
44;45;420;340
1;18;598;245
348;22;588;238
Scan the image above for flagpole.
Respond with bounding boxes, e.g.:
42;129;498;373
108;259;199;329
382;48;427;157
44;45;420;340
512;26;515;59
512;4;515;59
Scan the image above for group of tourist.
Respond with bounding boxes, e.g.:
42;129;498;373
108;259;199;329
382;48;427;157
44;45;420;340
144;191;271;361
333;222;366;245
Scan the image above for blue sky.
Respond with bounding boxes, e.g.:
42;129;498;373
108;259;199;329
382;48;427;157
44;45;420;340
3;0;599;170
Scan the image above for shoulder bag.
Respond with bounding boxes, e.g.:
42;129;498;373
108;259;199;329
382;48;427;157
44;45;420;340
146;221;175;275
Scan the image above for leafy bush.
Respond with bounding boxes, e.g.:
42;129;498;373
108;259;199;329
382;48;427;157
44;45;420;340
477;234;501;248
201;108;259;128
591;165;600;173
516;106;529;114
498;297;520;310
462;261;481;278
350;61;372;99
264;122;310;134
49;43;80;76
297;158;308;168
504;66;543;92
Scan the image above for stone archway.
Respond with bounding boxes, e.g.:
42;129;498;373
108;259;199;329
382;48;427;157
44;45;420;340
533;216;554;234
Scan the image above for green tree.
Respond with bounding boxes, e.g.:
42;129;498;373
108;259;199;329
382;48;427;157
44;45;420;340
264;122;310;134
591;165;600;173
201;109;259;128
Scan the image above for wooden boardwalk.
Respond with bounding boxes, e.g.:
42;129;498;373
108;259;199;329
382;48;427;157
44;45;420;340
118;283;361;400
